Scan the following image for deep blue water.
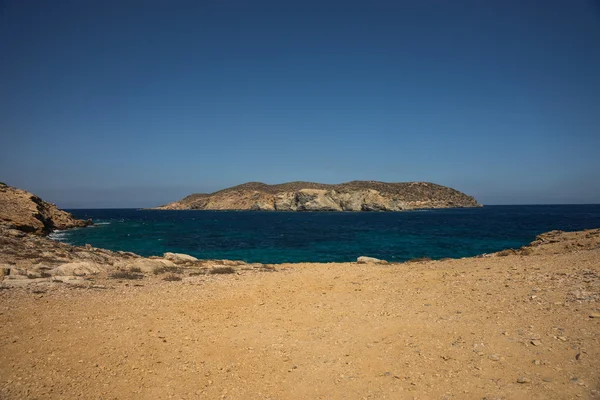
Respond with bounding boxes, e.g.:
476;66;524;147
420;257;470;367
55;205;600;264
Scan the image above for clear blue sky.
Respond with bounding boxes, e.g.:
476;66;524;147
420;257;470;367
1;0;599;208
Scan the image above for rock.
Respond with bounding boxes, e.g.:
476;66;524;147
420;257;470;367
488;354;500;361
51;262;102;276
164;252;198;263
530;340;542;346
294;189;342;211
517;377;532;384
0;183;92;235
0;266;11;278
4;274;28;280
9;267;27;276
91;284;108;289
52;276;86;284
0;278;51;287
589;313;600;319
24;270;44;279
125;258;177;273
357;256;387;264
217;260;247;266
117;251;138;258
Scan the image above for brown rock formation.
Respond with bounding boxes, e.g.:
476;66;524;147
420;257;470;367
0;182;92;235
156;181;481;211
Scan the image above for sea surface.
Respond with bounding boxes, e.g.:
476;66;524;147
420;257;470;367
54;205;600;264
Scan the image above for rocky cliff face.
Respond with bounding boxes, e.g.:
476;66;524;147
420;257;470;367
0;182;92;235
156;181;481;211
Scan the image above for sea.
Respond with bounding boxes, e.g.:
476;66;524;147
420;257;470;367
52;205;600;264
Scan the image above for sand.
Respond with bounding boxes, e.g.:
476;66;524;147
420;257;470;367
1;231;599;399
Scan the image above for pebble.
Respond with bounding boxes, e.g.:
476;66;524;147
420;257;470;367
589;313;600;319
488;354;500;361
517;377;532;384
543;377;553;382
530;340;542;346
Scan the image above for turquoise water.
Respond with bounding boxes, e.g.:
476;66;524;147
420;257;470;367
54;205;600;263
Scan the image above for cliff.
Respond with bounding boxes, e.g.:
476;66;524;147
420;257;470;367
155;181;481;211
0;182;92;235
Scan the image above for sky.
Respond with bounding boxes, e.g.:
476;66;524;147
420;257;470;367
1;0;599;208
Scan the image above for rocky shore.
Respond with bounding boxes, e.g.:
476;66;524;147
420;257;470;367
0;184;273;288
156;180;481;211
0;182;91;235
0;184;598;399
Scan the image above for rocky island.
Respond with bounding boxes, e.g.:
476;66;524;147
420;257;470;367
155;180;481;211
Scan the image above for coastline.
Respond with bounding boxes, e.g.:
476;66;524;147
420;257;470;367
1;227;599;399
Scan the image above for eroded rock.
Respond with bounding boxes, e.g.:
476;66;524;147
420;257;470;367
357;256;387;264
124;258;177;273
164;252;198;263
0;183;92;235
51;262;102;277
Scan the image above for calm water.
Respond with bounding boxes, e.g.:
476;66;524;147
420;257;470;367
54;205;600;264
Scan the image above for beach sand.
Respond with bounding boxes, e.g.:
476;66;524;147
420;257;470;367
1;230;599;399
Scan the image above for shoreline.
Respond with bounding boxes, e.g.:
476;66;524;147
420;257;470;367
39;224;586;266
1;228;598;399
1;225;598;285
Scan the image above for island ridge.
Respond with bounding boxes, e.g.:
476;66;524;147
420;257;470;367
155;181;481;211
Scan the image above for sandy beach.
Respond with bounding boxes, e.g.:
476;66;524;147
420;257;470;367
1;229;598;399
3;1;599;398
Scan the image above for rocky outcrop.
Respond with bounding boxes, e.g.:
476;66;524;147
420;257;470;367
0;221;270;288
0;184;282;289
125;258;177;273
0;184;276;288
156;181;481;211
0;182;92;235
357;256;388;264
164;252;199;263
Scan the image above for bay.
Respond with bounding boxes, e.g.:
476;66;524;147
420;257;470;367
54;205;600;263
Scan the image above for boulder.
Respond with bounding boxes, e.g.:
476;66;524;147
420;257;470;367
51;262;102;276
164;252;198;263
51;276;87;284
125;258;177;273
0;278;51;287
9;267;27;276
357;256;387;264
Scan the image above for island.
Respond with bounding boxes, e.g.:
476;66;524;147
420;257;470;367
155;181;481;211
